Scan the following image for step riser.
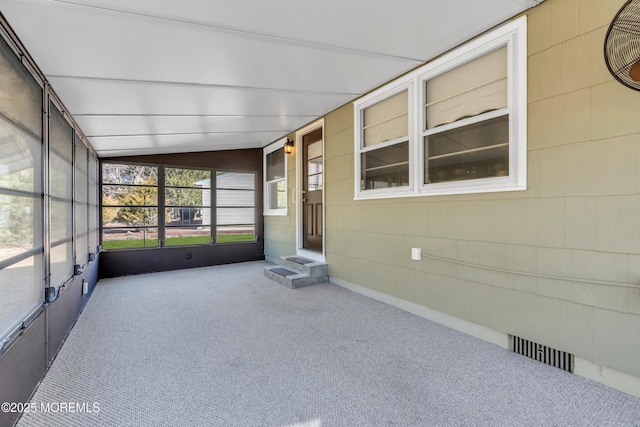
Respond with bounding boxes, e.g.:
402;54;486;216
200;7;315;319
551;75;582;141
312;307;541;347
281;257;328;278
264;256;329;289
263;267;323;289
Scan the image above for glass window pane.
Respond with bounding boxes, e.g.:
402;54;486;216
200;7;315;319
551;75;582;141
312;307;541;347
0;127;42;193
165;226;211;246
49;104;72;159
426;46;507;129
0;194;40;263
75;139;88;203
166;208;210;226
102;228;158;250
75;201;88;266
216;225;255;243
217;189;254;207
102;164;157;185
215;171;255;243
165;168;210;188
363;90;408;147
425;115;509;184
308;174;322;191
0;37;42;137
50;241;72;287
50;154;72;200
102;185;158;206
307;157;323;175
361;142;409;190
217;207;254;225
266;148;285;181
166;187;205;207
102;207;158;228
51;199;72;244
88;155;98;252
307;141;322;160
268;180;286;210
0;254;43;341
217;171;255;190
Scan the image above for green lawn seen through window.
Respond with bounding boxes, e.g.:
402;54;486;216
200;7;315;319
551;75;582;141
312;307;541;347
102;234;255;249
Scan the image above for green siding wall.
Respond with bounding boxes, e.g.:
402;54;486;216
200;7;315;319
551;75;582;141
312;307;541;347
265;0;640;381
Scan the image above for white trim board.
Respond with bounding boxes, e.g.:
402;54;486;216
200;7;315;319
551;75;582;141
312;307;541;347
329;275;640;399
295;119;326;262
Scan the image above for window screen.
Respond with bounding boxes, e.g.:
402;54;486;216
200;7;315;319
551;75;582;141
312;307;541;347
0;37;44;342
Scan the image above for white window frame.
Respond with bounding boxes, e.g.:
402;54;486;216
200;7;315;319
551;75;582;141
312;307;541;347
354;80;415;199
263;137;288;216
354;16;527;200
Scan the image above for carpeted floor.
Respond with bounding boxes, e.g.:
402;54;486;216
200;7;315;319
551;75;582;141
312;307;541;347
17;261;640;426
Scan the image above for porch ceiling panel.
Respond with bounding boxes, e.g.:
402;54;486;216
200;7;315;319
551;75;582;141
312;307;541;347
0;0;541;157
46;77;356;117
74;116;317;140
91;132;285;158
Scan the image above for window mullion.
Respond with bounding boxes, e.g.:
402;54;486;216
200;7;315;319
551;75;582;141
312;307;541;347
211;170;217;244
157;166;165;248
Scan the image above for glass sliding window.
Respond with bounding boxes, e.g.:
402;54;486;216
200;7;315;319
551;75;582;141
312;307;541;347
358;88;411;193
49;104;74;287
264;145;287;215
423;46;509;185
165;167;211;246
74;136;89;267
101;163;158;249
88;154;99;254
0;36;44;342
216;171;255;243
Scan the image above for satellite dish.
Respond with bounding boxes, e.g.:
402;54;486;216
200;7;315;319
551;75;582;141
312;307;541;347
604;0;640;91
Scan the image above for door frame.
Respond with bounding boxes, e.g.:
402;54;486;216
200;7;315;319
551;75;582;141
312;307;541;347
295;119;325;262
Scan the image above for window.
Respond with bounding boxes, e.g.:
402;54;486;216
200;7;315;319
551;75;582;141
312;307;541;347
49;104;74;287
354;17;526;199
102;164;159;249
88;153;99;254
165;168;211;246
263;139;287;215
101;164;256;248
216;171;256;243
358;86;412;192
74;135;89;267
0;36;44;342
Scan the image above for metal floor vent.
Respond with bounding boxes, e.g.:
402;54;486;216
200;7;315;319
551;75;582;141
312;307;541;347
509;335;574;373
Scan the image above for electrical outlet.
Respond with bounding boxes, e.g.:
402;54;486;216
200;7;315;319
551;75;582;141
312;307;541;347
411;248;422;261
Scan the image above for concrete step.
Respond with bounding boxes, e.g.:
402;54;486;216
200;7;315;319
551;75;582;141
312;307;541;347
263;256;328;289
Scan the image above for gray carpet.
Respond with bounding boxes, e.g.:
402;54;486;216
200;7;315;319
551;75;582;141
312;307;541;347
17;261;640;426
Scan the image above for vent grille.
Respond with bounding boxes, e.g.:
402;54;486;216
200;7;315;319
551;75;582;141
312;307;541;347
509;335;574;373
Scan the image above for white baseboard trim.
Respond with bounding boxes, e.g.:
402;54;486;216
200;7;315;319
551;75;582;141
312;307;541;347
329;276;508;349
574;357;640;398
329;275;640;399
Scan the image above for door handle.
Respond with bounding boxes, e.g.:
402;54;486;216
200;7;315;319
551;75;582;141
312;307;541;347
301;197;307;203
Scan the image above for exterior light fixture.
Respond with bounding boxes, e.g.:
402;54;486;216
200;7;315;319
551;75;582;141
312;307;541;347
284;137;294;154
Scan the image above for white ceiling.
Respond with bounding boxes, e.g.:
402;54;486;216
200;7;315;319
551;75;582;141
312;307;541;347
0;0;541;157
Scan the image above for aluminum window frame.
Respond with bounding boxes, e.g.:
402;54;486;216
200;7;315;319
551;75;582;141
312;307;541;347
101;162;160;249
164;166;213;246
101;163;259;249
